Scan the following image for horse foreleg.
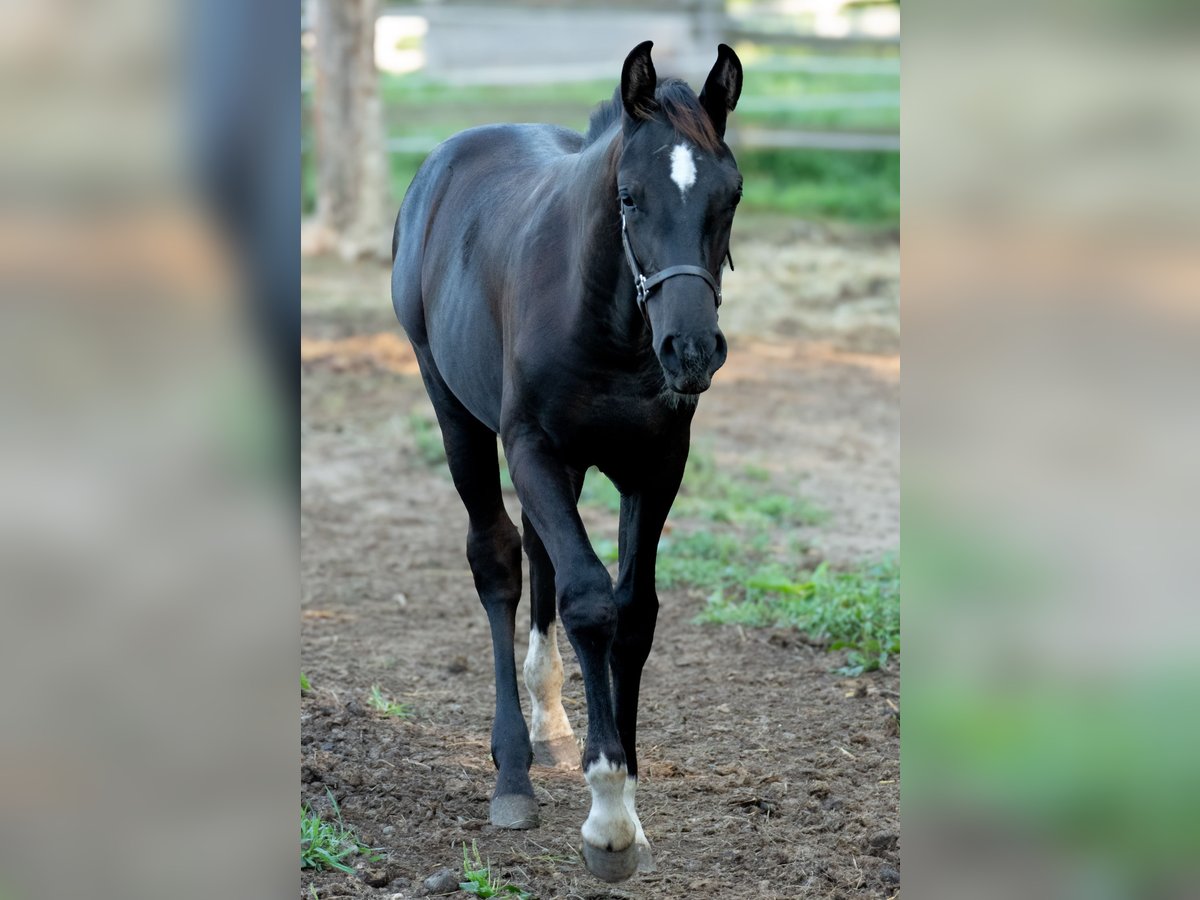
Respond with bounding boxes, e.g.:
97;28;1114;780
610;466;684;874
504;436;638;883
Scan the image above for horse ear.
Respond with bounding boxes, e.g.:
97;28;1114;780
699;44;743;139
621;40;658;122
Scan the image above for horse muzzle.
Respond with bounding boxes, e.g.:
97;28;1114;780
656;329;728;395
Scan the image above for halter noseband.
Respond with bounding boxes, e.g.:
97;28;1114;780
620;204;731;326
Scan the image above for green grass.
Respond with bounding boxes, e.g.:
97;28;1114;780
580;447;826;528
674;451;827;527
655;529;771;593
379;74;612;112
300;672;311;693
301;791;382;874
459;841;535;899
368;685;412;718
574;446;895;672
578;466;623;513
698;556;899;674
741;149;899;222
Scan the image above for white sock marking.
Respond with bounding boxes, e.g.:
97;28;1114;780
624;777;650;849
581;754;636;851
523;624;574;743
670;144;696;196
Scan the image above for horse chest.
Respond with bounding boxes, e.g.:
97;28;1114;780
529;391;689;471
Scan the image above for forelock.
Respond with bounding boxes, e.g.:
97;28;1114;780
585;78;722;153
654;79;720;153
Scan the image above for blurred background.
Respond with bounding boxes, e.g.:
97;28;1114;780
299;0;900;259
904;6;1200;899
1;0;1195;897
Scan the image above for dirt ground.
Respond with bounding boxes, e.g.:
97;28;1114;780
301;217;899;899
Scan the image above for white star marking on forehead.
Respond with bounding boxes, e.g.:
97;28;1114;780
670;144;696;196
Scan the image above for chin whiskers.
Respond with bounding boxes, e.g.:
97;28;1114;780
658;385;700;410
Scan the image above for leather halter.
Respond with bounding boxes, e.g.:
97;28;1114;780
620;204;731;326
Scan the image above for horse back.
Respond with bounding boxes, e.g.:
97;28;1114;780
392;124;583;431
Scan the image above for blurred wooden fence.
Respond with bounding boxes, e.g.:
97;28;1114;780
303;2;900;155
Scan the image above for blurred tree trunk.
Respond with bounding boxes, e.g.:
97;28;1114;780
311;0;390;260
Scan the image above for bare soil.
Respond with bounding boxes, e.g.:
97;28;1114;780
301;220;899;899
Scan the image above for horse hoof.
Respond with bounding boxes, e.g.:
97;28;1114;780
635;843;656;874
581;842;639;883
489;795;538;830
532;736;579;769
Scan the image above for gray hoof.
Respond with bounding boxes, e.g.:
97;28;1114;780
532;736;579;769
635;842;656;874
489;794;538;830
581;841;639;883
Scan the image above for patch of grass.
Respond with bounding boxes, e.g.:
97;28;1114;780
742;464;772;482
300;672;311;693
368;685;412;718
459;841;535;900
407;412;446;467
591;537;620;565
739;148;899;223
699;556;900;674
301;791;382;874
656;529;770;594
577;448;824;529
379;74;611;112
675;448;826;528
578;466;622;513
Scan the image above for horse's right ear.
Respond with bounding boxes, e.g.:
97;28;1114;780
699;43;743;139
621;41;658;122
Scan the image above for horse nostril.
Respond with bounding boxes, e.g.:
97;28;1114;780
705;331;728;378
713;331;727;360
659;334;679;369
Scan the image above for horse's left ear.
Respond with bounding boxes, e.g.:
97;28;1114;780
699;44;743;140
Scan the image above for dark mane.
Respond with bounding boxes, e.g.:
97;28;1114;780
584;78;720;152
584;88;623;145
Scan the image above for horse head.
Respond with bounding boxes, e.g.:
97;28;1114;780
615;41;743;395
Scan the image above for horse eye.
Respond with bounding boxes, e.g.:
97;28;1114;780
621;194;636;208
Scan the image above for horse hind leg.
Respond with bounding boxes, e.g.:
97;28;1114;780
412;351;537;830
522;509;581;770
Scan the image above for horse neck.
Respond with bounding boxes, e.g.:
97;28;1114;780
569;131;646;344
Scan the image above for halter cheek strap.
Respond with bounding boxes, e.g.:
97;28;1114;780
620;205;731;326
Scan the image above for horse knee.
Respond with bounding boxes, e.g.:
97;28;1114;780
558;567;616;641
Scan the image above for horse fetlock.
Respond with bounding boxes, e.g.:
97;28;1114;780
623;777;650;848
524;624;575;746
580;753;638;881
581;754;637;852
532;735;580;769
